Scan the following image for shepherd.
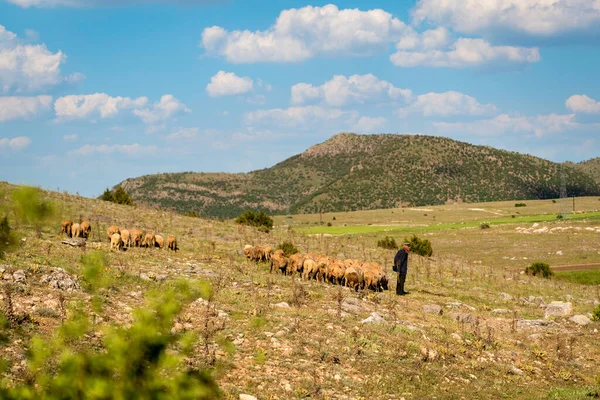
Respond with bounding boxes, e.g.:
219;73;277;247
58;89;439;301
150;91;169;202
394;242;411;296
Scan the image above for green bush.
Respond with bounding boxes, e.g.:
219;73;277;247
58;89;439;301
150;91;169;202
235;210;273;232
276;241;299;257
480;223;491;230
0;255;219;399
12;186;54;236
592;304;600;322
515;203;527;207
377;236;398;250
557;213;564;220
404;234;433;257
100;186;134;206
525;262;554;278
0;215;16;259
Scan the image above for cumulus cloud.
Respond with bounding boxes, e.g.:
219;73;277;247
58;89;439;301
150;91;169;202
245;105;357;129
206;71;253;97
398;91;497;117
132;94;190;126
54;93;149;120
434;113;580;138
412;0;600;39
353;116;388;133
566;95;600;114
0;136;31;151
0;24;81;92
201;4;409;63
68;143;158;157
291;74;412;107
0;95;52;122
391;38;540;68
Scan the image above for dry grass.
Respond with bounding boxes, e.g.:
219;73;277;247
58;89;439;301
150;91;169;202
0;183;599;399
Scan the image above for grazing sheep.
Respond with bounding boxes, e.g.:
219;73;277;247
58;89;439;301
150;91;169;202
327;260;346;285
60;220;73;238
72;223;82;238
344;265;364;292
110;233;123;251
120;229;131;248
270;249;288;274
244;245;255;260
316;256;333;283
254;246;266;262
262;246;273;261
302;258;319;281
361;262;388;292
288;253;305;276
80;221;91;239
107;225;119;242
167;235;178;251
144;232;155;248
154;235;164;249
129;229;143;247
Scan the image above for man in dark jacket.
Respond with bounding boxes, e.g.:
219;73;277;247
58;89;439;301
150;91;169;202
394;242;411;295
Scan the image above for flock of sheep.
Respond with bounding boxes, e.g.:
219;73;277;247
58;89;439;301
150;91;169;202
59;219;178;251
244;245;389;292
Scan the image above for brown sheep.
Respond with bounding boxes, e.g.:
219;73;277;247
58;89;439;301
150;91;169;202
154;235;164;249
262;246;273;261
80;221;91;239
167;235;178;251
288;253;305;276
344;265;364;292
107;225;119;242
270;249;288;274
110;233;123;251
144;232;155;248
72;223;82;238
327;260;347;285
244;245;255;260
129;229;143;247
316;256;333;283
254;246;266;262
361;262;388;292
60;220;73;238
302;258;319;281
120;229;131;248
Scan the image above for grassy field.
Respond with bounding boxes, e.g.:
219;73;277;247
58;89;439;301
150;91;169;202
555;270;600;285
1;184;599;399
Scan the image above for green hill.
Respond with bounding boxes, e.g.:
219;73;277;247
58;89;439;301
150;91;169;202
575;157;600;185
119;133;600;218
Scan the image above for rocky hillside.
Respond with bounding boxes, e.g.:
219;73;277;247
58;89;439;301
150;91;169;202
576;158;600;185
119;133;600;218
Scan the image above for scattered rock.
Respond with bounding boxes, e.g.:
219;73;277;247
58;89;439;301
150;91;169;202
139;273;151;281
491;309;510;314
509;366;524;376
500;293;514;301
448;312;473;324
40;268;81;291
422;304;443;315
361;312;385;325
451;333;462;341
342;297;366;314
273;302;290;309
569;315;591;326
446;302;476;311
239;395;258;400
544;301;573;318
12;270;26;283
518;319;556;329
420;347;438;361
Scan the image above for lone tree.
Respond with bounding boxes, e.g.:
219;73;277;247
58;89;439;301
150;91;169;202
235;210;273;233
100;186;133;206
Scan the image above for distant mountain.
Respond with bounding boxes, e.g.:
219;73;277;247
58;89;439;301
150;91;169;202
575;158;600;185
119;133;600;218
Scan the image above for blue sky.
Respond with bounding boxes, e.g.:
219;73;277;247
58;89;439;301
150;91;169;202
1;0;599;197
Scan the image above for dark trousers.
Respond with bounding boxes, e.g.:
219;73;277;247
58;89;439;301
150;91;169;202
396;273;407;295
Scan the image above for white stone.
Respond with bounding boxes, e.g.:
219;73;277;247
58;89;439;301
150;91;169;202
544;301;573;318
273;302;290;309
569;315;591;326
361;312;385;324
240;395;258;400
422;304;443;315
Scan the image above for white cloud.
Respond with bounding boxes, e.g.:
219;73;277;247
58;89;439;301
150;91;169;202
291;74;412;107
201;4;409;63
206;71;254;97
0;136;31;151
68;143;158;157
0;24;81;92
0;95;52;122
434;113;580;138
391;38;540;68
412;0;600;39
396;27;451;50
245;105;357;129
132;94;190;125
353;116;388;133
54;93;148;120
398;91;497;117
566;95;600;114
63;133;77;141
165;127;199;141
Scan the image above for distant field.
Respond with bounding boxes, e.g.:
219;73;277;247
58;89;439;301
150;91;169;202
554;270;600;285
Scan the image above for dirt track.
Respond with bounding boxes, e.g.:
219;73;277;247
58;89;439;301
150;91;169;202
551;263;600;272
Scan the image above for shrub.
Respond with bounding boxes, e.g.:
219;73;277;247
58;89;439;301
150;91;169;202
327;222;332;227
552;199;557;204
235;210;273;232
377;236;398;250
480;223;491;230
525;262;553;278
186;211;201;218
404;234;433;257
592;304;600;322
12;186;55;236
100;186;134;206
515;203;527;207
0;215;16;259
276;241;299;257
557;213;564;220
